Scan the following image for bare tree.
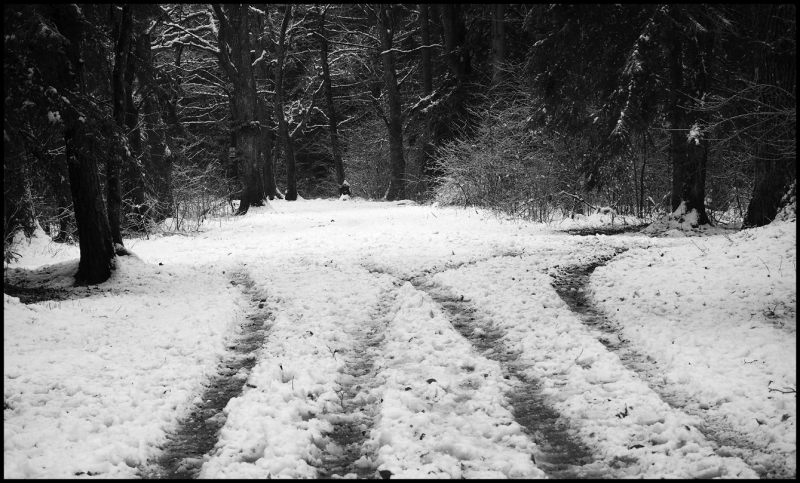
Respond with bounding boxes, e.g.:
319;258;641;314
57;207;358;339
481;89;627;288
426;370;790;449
375;4;406;201
212;4;266;214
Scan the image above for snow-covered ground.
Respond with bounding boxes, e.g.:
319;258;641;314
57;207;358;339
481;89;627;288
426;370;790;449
4;198;796;478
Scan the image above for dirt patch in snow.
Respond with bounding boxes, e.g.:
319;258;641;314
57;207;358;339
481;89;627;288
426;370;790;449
561;224;647;237
138;271;269;479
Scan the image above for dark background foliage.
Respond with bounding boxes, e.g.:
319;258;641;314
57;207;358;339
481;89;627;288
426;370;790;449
4;4;795;283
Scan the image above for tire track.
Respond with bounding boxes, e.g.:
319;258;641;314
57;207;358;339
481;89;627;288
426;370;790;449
551;256;783;478
138;269;270;479
410;276;598;478
316;284;398;478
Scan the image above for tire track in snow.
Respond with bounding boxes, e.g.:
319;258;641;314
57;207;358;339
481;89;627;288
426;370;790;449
139;269;270;479
360;267;545;479
552;255;788;478
197;260;394;478
410;276;598;478
430;252;758;478
315;283;397;478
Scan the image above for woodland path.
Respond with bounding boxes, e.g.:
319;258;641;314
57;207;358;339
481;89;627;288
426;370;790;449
140;240;766;479
5;201;792;479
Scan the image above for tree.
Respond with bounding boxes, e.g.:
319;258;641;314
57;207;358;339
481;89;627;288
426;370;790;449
740;4;796;227
212;4;266;213
315;6;347;191
530;5;717;225
418;4;435;179
375;4;406;201
273;5;300;201
252;5;279;200
490;4;506;87
109;5;134;245
4;4;117;283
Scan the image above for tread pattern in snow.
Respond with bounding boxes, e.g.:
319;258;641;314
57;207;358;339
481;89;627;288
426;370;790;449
316;285;398;478
138;270;270;479
413;279;597;478
552;255;790;479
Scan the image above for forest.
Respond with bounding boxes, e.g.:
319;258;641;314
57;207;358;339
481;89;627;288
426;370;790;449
3;4;797;479
3;4;796;285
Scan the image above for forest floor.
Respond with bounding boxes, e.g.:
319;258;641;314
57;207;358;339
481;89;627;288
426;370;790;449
4;199;796;479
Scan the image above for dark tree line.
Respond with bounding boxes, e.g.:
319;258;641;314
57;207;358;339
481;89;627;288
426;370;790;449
4;4;795;284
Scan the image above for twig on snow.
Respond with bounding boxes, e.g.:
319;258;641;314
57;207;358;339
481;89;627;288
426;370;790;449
690;239;707;255
326;344;338;361
757;256;771;276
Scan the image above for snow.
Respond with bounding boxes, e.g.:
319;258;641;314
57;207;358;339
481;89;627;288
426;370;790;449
4;198;795;478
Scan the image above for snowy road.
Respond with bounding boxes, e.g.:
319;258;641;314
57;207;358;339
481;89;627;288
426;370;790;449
4;199;796;478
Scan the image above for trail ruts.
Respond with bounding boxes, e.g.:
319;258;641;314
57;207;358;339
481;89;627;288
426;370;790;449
409;276;597;479
552;255;792;479
316;283;399;478
138;270;270;479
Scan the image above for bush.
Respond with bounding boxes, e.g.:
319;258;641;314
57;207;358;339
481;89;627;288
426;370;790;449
432;89;582;222
165;160;237;232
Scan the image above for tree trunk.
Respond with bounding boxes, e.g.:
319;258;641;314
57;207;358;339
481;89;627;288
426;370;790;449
440;4;469;79
123;31;148;232
65;125;116;284
744;4;797;227
50;4;116;284
137;30;172;223
257;97;278;199
253;6;278;200
377;5;406;201
274;5;298;201
419;4;436;180
490;4;506;87
109;4;133;246
667;6;711;226
212;4;265;214
317;8;346;189
438;4;470;138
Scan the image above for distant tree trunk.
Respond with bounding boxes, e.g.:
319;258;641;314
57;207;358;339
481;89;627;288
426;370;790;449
253;5;278;200
123;30;148;233
666;7;711;226
419;4;435;180
744;4;797;227
257;98;278;199
377;4;406;201
51;153;72;242
212;4;265;214
440;4;470;79
141;30;172;222
51;4;116;284
317;8;346;189
274;5;299;201
439;4;471;136
490;4;506;87
109;4;133;246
